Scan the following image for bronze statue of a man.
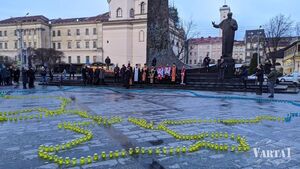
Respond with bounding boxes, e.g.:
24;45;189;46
212;12;238;59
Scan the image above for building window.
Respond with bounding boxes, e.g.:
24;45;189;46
93;41;97;48
116;8;123;18
14;30;17;36
85;41;90;48
141;2;146;14
14;41;18;49
34;42;37;48
34;29;37;35
68;41;72;49
57;30;61;36
76;41;80;49
57;42;61;49
28;30;32;35
68;56;72;64
93;28;97;35
194;60;197;64
86;56;90;64
67;29;71;36
28;42;32;48
130;8;135;18
24;30;27;35
139;30;145;42
93;56;97;63
52;43;56;49
76;29;80;36
52;31;56;37
77;56;81;64
85;28;89;35
24;42;27;48
298;45;300;52
0;31;2;36
189;60;192;64
0;43;2;49
4;31;7;36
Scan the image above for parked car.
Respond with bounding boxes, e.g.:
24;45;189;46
248;74;268;82
278;73;300;83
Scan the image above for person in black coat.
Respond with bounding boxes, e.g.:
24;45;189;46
218;59;226;81
124;67;131;89
81;66;87;86
94;68;100;85
22;67;28;89
255;64;264;95
120;65;126;83
105;57;111;70
14;68;20;84
28;67;35;88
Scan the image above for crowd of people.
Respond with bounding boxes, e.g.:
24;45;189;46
111;63;186;89
0;65;36;89
0;66;21;86
78;63;187;89
81;66;106;86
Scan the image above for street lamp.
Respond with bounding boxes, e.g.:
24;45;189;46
16;13;29;70
256;26;262;65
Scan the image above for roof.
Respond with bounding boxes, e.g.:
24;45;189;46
0;15;49;25
269;48;285;59
189;37;222;44
266;37;300;48
245;29;265;41
234;40;245;45
51;13;109;24
0;13;109;26
283;40;300;51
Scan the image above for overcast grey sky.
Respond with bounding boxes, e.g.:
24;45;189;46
0;0;299;39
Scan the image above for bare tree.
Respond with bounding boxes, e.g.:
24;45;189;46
263;14;293;65
295;22;300;38
171;19;200;63
32;48;65;68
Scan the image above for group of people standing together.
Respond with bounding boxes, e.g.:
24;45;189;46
113;63;186;89
0;65;36;89
81;66;106;86
0;66;20;86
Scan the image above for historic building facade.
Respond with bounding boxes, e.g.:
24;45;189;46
0;0;183;66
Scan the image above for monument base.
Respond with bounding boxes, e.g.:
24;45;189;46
218;58;235;79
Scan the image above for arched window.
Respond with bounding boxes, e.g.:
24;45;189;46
130;8;135;18
116;8;123;18
139;30;145;42
140;2;146;14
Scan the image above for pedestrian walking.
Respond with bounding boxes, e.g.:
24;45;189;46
180;65;186;85
241;66;248;90
28;67;35;88
81;66;87;86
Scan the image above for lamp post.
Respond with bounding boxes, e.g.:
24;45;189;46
256;26;262;65
16;13;29;70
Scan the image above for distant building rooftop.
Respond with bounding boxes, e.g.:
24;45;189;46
0;13;110;26
51;13;109;25
190;37;222;44
0;15;49;25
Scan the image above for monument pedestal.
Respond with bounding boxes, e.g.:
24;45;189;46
218;58;235;79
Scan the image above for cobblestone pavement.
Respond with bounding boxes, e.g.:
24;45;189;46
0;85;300;169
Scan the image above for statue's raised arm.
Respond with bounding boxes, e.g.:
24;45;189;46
212;21;220;28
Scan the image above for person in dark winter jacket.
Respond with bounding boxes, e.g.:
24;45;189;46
22;67;28;89
28;67;35;88
255;64;264;95
267;68;279;98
